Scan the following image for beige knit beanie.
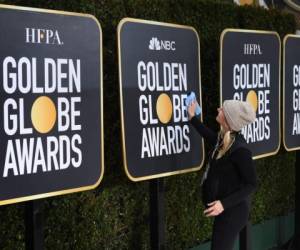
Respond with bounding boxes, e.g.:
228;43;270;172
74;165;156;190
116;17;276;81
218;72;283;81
222;100;256;132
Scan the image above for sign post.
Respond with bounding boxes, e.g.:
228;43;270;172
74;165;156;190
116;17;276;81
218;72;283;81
118;18;204;248
149;178;165;250
296;151;300;249
220;29;281;250
25;200;44;250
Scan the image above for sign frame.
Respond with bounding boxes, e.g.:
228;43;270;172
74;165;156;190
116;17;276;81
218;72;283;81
117;17;205;182
0;4;104;206
220;28;281;160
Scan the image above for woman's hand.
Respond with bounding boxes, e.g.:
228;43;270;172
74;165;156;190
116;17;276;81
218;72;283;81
187;100;198;120
203;200;224;217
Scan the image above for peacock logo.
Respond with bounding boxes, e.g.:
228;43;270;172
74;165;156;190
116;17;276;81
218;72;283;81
149;37;176;51
149;37;161;50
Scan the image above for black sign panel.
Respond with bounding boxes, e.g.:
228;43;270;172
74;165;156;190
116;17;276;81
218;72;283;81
220;29;280;159
0;5;103;205
283;35;300;151
118;18;204;181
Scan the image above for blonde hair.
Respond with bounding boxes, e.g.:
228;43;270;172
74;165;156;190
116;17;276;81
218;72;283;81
216;126;236;159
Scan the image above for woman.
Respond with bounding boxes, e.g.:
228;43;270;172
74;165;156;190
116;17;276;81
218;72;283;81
187;99;257;250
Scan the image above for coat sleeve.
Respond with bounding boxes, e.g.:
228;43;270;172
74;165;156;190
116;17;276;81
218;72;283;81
189;116;218;146
220;147;257;210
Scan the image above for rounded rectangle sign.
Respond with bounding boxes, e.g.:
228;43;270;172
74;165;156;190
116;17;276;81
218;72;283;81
118;18;204;181
0;4;104;205
283;34;300;151
220;29;281;159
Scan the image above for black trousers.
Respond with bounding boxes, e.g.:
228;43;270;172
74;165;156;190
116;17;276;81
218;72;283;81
211;201;249;250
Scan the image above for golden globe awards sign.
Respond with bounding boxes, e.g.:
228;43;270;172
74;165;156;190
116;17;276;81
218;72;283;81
220;29;280;159
118;18;204;181
283;35;300;151
0;5;103;205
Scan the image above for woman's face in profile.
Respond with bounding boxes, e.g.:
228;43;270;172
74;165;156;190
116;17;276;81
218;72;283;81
216;107;226;126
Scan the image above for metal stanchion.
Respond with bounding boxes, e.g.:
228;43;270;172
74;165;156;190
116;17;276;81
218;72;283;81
295;151;300;250
149;178;165;250
25;200;44;250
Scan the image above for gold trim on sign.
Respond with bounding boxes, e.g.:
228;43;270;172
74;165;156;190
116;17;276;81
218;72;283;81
0;3;95;17
0;4;104;206
219;28;281;160
282;34;300;152
117;17;205;182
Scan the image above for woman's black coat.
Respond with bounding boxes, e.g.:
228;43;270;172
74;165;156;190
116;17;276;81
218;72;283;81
190;116;257;209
